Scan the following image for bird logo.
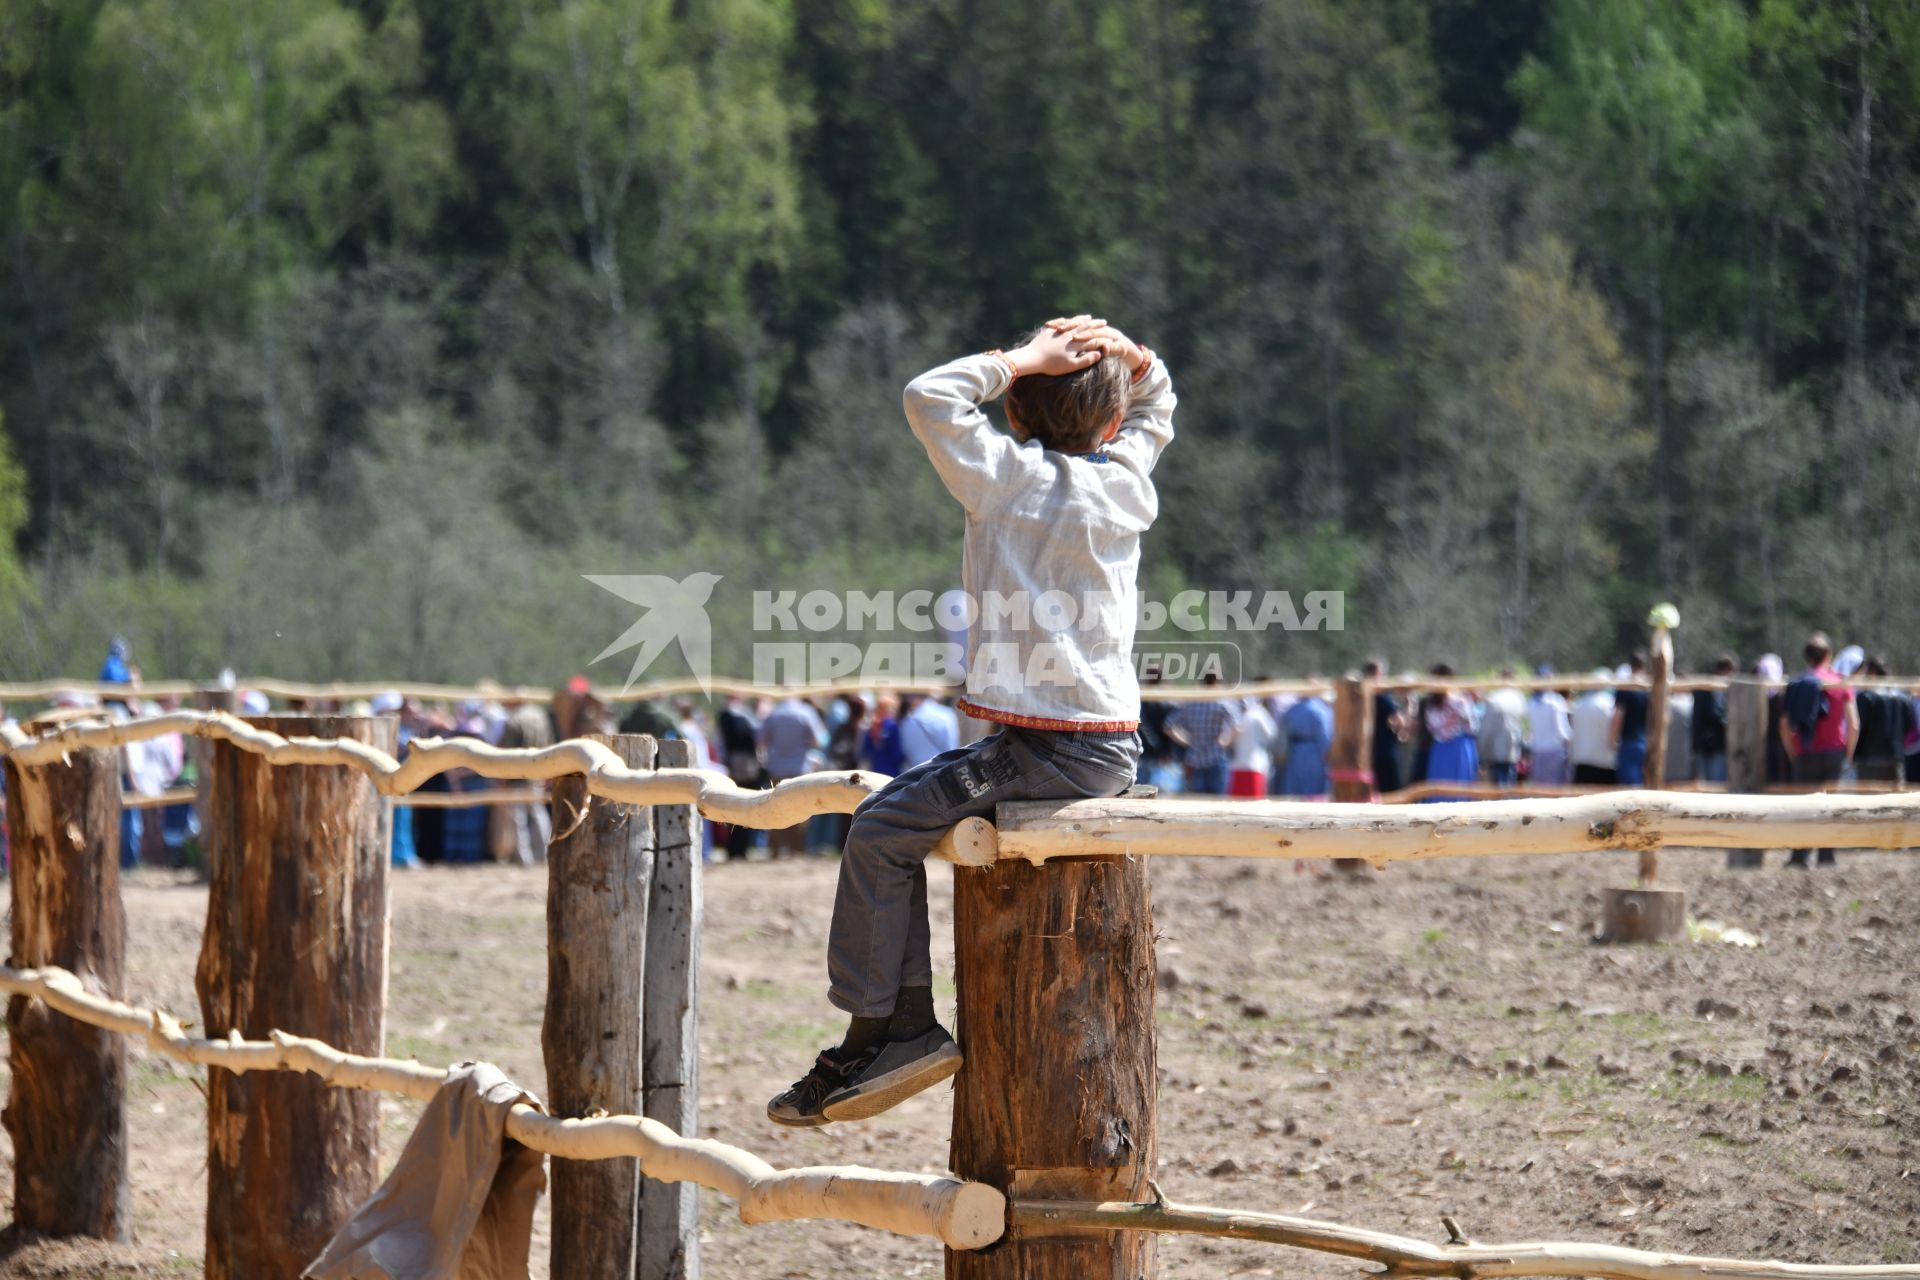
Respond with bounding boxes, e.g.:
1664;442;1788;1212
585;572;723;694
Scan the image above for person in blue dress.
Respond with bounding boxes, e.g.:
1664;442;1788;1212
1421;664;1479;798
1278;694;1335;796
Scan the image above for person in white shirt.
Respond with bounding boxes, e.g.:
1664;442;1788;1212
768;316;1171;1130
1526;665;1572;786
1476;673;1528;786
1569;672;1618;785
1226;696;1277;797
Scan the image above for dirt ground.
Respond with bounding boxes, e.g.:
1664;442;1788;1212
1;844;1917;1278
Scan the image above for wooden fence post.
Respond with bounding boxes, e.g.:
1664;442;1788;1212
949;851;1157;1280
1601;625;1685;942
1725;677;1769;869
1329;675;1375;875
1641;625;1673;884
545;733;655;1280
196;714;392;1280
190;685;237;874
3;746;131;1240
643;738;702;1280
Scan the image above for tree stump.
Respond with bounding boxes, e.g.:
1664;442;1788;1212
3;747;131;1240
197;714;392;1280
546;734;655;1280
643;738;702;1280
949;853;1156;1280
1600;886;1687;944
1724;678;1769;869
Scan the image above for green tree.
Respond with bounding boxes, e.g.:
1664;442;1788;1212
1515;0;1758;584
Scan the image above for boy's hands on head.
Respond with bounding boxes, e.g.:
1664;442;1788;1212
1044;315;1149;376
1003;319;1107;378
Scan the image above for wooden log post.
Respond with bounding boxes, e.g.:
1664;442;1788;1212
643;738;702;1280
196;714;393;1280
1601;625;1686;943
1640;626;1674;884
546;734;656;1280
1725;677;1769;869
1328;675;1375;875
3;746;131;1240
189;685;238;876
949;849;1157;1280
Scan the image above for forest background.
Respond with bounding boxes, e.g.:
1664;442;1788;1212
3;0;1917;684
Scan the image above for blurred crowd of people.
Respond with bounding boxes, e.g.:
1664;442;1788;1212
1136;636;1918;828
6;632;1913;876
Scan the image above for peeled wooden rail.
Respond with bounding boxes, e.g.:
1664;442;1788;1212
16;954;1913;1276
1;711;879;829
0;962;1003;1250
990;791;1920;866
1012;1197;1920;1280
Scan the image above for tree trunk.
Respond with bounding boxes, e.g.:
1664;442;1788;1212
3;748;131;1240
948;854;1157;1280
546;734;656;1280
197;714;392;1280
643;739;702;1280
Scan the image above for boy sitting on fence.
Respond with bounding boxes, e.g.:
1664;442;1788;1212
768;315;1177;1126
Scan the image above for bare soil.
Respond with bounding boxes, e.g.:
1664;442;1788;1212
2;846;1917;1277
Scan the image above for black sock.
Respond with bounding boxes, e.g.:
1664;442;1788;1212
840;1013;891;1059
888;985;936;1041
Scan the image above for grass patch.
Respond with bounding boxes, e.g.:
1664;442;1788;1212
766;1018;841;1053
386;1031;450;1063
1649;1070;1767;1104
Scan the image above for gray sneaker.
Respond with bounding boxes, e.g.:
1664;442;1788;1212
766;1045;873;1128
821;1025;963;1122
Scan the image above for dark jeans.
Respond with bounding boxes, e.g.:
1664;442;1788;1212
827;725;1139;1017
1488;761;1518;786
1615;736;1648;786
1788;750;1847;865
1184;760;1229;796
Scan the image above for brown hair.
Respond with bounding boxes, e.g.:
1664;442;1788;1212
1004;328;1130;454
1804;631;1832;666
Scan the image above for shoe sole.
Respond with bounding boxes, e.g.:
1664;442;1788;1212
821;1045;963;1122
765;1103;834;1129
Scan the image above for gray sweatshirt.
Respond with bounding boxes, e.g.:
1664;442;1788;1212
902;352;1177;730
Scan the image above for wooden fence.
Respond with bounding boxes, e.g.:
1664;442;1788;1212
2;711;1918;1280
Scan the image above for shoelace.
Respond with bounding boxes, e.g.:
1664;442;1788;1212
780;1045;876;1111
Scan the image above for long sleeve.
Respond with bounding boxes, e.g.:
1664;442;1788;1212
1105;354;1176;477
902;354;1021;513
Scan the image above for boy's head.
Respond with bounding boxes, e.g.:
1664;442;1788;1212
1804;631;1832;667
1004;327;1129;453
